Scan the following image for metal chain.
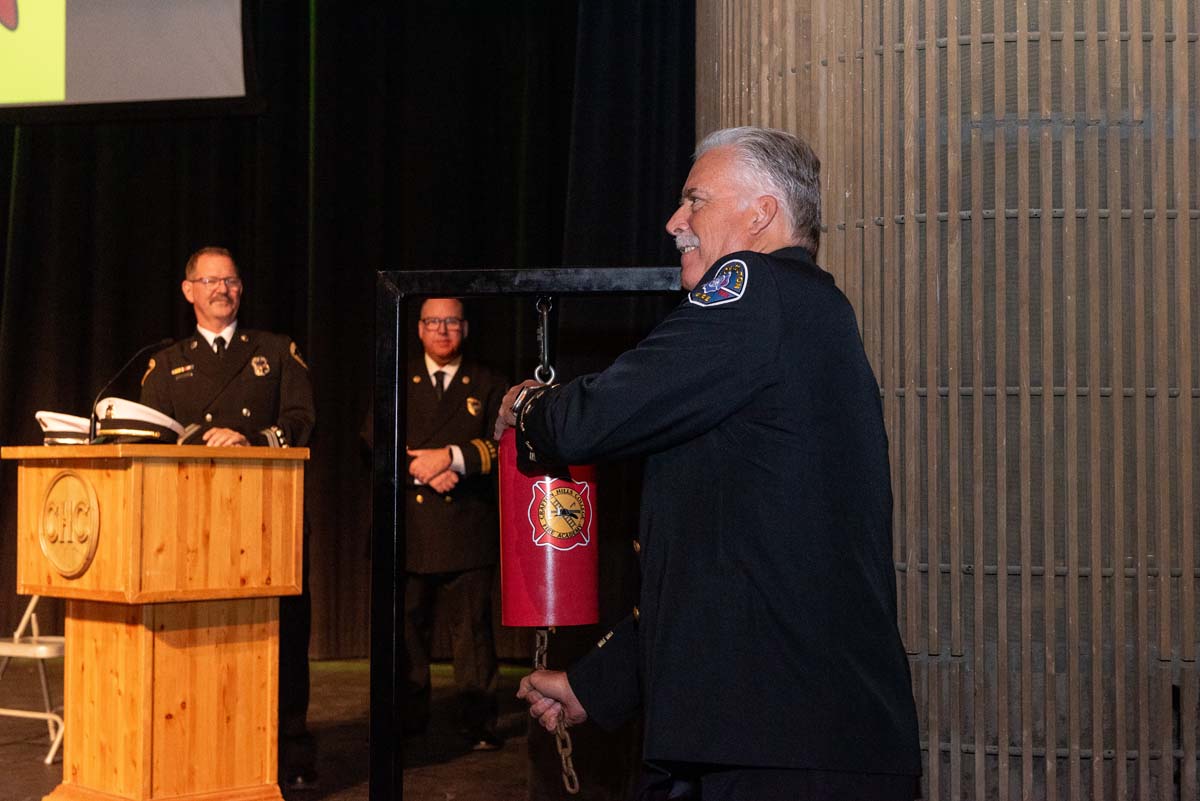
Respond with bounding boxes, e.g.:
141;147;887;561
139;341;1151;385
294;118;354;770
531;301;575;794
534;297;557;385
534;627;580;795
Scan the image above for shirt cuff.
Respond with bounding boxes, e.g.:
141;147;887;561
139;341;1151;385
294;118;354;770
449;444;465;473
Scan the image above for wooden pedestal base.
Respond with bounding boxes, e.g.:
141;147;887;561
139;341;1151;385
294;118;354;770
45;785;283;801
48;598;283;801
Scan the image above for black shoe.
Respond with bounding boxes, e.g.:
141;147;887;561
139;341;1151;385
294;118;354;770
283;769;320;791
469;732;502;751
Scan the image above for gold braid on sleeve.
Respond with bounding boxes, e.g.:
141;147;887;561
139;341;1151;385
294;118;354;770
470;438;496;474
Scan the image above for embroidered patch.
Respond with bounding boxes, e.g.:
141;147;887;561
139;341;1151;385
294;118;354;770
466;397;482;417
252;356;271;377
688;258;749;307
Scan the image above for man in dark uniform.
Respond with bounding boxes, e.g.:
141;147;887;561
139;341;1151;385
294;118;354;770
403;297;507;751
140;246;319;791
499;127;922;800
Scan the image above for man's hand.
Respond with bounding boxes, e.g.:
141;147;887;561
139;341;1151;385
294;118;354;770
203;427;249;447
494;379;543;440
426;469;459;494
407;447;452;484
517;669;587;733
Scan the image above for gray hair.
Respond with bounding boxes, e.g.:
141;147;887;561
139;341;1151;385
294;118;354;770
695;126;822;256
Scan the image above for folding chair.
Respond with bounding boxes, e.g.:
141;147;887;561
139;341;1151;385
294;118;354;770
0;595;66;764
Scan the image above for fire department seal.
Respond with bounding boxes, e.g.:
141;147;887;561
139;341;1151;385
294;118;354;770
528;480;591;551
252;356;271;377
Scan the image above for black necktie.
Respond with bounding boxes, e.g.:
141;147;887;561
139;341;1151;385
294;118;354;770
214;336;226;359
433;370;446;400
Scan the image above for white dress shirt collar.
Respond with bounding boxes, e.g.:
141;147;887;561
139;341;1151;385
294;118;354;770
197;322;238;353
424;353;462;385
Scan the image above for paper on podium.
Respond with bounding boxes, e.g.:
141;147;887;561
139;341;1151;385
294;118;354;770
34;410;91;445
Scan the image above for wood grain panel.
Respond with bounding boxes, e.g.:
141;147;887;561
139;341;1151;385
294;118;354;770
1042;2;1063;797
1103;2;1129;796
61;601;150;798
150;599;278;798
5;447;306;602
138;458;301;599
14;459;137;601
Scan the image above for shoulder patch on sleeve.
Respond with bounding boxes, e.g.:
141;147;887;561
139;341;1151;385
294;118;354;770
141;358;156;386
290;341;309;369
688;258;749;307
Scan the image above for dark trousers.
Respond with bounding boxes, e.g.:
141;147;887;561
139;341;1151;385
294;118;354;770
403;566;498;735
636;762;922;801
278;523;315;777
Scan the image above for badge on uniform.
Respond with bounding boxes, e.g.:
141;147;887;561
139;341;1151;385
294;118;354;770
688;258;748;307
466;397;482;417
171;364;195;380
252;356;271;377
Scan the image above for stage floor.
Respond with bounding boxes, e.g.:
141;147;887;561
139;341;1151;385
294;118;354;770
0;658;530;801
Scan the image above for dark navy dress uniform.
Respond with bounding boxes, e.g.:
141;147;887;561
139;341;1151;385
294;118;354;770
515;247;922;799
140;328;318;781
139;329;315;447
403;357;506;738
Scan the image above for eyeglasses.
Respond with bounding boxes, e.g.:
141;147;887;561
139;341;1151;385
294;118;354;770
189;277;243;290
419;316;464;331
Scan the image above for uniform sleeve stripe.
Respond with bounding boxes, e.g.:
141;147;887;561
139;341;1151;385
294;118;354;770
470;438;495;474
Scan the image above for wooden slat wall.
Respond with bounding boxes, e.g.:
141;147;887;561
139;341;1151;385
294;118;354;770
696;1;1199;798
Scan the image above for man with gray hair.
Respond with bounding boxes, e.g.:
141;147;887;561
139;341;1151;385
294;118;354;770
498;127;921;799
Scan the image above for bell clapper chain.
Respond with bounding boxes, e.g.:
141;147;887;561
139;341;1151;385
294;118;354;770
535;627;580;795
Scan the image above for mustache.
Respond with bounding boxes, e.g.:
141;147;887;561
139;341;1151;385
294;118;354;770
674;233;700;251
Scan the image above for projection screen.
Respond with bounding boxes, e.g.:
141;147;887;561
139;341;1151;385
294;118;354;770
0;0;255;120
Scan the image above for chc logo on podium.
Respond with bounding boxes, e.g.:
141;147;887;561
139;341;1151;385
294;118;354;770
39;470;100;578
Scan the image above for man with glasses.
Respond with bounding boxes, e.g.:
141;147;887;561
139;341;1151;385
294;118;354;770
402;297;506;751
141;246;315;449
140;245;319;790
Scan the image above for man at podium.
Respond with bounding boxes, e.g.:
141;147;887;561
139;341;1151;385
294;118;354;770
139;245;319;791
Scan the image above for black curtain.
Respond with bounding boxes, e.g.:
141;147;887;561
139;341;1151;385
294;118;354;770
0;0;693;690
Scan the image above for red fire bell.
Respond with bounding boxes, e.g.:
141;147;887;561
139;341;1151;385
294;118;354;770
498;428;598;627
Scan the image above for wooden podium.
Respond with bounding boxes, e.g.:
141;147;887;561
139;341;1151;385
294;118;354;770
1;445;308;801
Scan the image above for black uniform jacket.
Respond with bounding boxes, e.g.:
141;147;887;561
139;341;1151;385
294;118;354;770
516;247;921;776
405;357;506;574
140;329;315;448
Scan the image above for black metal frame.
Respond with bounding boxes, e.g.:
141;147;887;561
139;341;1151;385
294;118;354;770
370;267;679;799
